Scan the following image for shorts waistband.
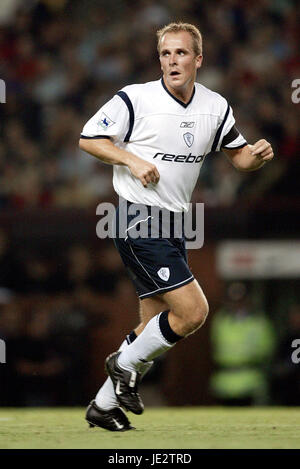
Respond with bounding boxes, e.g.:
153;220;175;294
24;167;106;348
115;200;185;239
124;200;184;225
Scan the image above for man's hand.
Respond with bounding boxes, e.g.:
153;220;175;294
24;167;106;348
128;156;160;187
79;138;160;186
223;138;274;171
249;139;274;162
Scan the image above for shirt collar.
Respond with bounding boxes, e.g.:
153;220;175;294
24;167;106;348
161;77;195;108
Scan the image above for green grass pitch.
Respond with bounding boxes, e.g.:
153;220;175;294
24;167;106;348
0;407;300;449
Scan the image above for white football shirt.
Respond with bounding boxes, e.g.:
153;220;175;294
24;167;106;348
81;79;247;212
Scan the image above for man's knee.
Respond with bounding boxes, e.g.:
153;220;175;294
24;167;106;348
187;299;209;332
170;297;209;335
163;280;209;335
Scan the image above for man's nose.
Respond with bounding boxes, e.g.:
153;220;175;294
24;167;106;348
169;53;177;65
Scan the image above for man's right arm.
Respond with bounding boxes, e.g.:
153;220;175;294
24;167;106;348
79;137;160;188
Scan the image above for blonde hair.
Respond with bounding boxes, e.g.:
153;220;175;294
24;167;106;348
157;22;203;56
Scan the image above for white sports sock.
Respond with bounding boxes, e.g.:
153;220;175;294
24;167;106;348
95;339;127;410
95;337;153;410
118;312;179;372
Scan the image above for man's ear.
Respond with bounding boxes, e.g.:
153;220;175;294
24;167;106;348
196;55;203;69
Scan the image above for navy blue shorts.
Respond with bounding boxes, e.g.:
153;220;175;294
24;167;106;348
113;200;194;299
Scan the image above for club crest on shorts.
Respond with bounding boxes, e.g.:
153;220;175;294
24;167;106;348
183;132;194;147
157;267;170;281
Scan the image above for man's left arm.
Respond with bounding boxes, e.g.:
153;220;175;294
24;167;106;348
223;139;274;172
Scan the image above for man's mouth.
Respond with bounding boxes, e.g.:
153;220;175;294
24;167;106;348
170;71;180;76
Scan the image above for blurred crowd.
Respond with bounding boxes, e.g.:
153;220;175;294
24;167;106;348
0;0;299;209
0;0;299;407
1;223;299;406
0;227;136;405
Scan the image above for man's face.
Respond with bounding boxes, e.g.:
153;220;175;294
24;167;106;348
159;31;203;93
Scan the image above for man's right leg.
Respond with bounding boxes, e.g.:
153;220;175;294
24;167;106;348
87;296;168;430
106;279;209;413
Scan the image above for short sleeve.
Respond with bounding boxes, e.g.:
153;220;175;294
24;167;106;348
80;94;130;143
211;101;247;152
221;124;248;150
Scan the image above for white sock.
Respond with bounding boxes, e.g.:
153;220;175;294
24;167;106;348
95;336;153;410
95;339;127;410
118;312;182;372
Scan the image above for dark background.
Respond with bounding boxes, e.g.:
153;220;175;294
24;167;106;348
0;0;299;408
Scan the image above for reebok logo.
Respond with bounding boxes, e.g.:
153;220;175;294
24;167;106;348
180;122;195;128
153;152;204;163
